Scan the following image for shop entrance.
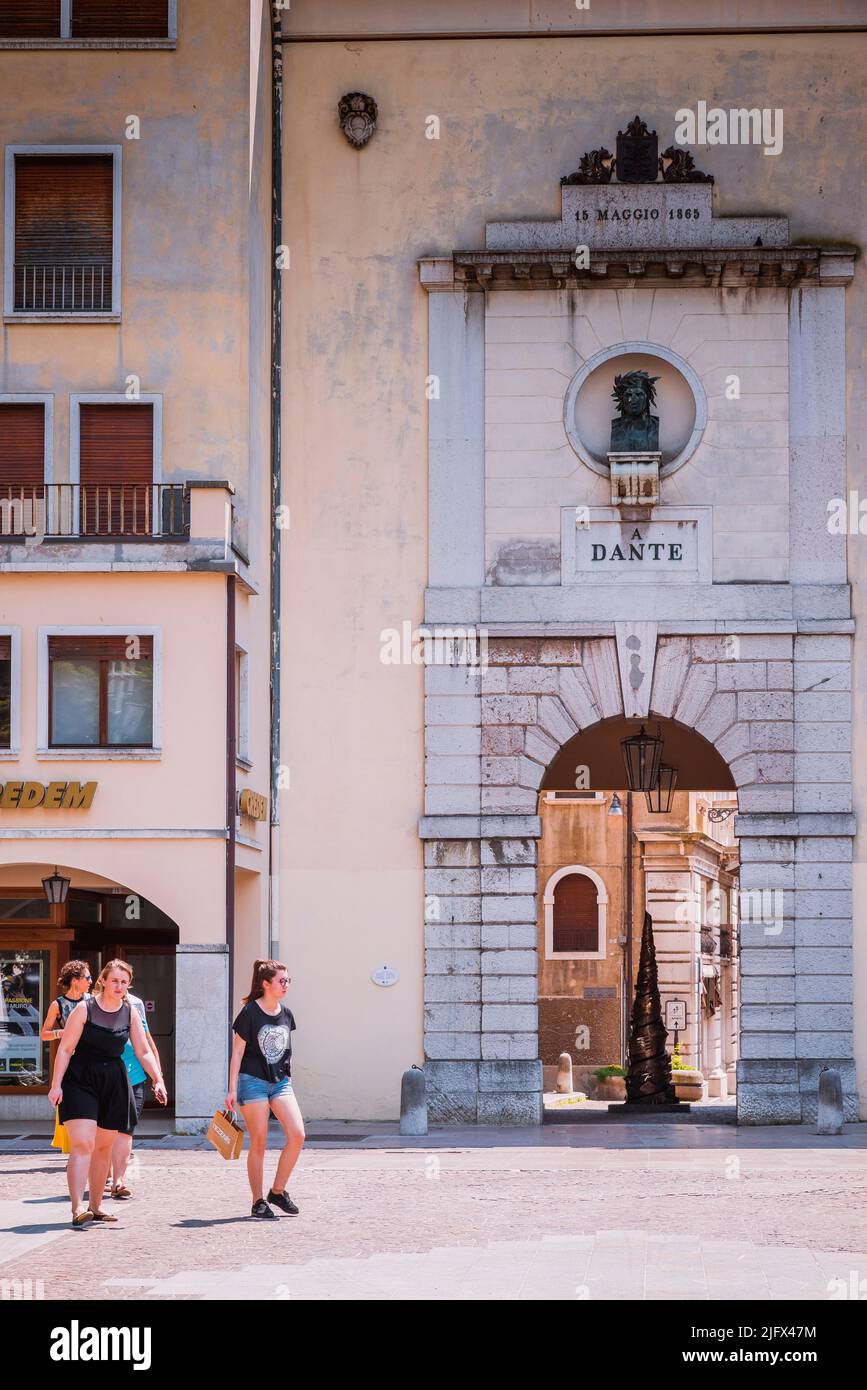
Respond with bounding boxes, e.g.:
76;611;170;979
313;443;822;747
68;888;179;1109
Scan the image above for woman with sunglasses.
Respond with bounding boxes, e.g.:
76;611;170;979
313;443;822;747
226;959;305;1219
41;960;92;1155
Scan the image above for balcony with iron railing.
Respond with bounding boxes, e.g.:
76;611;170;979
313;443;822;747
0;483;189;539
14;262;113;313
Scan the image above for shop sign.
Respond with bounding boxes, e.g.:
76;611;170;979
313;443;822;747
0;781;97;810
239;788;268;821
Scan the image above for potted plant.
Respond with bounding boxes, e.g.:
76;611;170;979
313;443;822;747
671;1044;704;1102
592;1064;626;1101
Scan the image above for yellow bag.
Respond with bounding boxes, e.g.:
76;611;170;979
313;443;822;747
51;1109;71;1155
206;1108;244;1160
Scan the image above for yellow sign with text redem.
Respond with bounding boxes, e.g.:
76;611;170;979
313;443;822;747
0;782;97;810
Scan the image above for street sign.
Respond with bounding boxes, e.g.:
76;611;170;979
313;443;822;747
665;999;687;1030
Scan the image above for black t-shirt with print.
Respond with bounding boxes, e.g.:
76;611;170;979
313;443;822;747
233;1000;296;1083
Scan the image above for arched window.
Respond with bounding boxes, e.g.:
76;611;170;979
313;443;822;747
543;865;607;960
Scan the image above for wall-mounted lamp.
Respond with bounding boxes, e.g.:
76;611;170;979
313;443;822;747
42;866;70;906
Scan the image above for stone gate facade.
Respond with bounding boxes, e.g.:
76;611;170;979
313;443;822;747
422;633;855;1124
418;125;857;1127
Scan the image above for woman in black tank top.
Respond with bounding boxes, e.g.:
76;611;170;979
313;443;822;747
41;960;92;1156
40;959;92;1043
48;959;167;1228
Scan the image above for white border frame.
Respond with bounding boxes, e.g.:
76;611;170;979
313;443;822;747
563;341;708;479
4;145;123;322
37;625;162;758
0;627;21;759
543;863;608;961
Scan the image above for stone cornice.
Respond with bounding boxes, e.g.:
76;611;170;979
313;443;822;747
419;246;856;291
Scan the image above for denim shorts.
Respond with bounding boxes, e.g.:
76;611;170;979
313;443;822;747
237;1074;293;1106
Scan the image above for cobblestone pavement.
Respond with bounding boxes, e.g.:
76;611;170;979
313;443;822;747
2;1122;867;1301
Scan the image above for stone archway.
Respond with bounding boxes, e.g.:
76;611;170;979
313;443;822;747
422;629;855;1125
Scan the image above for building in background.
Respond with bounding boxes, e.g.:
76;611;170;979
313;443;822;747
537;789;739;1100
0;1;273;1127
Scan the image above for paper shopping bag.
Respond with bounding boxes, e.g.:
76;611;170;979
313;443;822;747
207;1108;244;1161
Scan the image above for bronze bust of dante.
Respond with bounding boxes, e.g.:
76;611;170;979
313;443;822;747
610;369;661;452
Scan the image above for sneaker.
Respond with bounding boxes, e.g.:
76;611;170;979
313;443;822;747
267;1189;299;1216
251;1198;276;1219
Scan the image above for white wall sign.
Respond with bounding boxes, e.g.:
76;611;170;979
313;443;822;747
372;965;399;987
562;507;711;585
665;999;687;1031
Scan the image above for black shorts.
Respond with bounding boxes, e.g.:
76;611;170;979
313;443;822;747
59;1058;137;1133
119;1082;146;1136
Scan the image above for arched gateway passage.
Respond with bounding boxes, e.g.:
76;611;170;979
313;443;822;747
538;714;739;1113
422;633;856;1128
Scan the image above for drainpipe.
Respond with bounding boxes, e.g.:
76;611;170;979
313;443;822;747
268;2;283;959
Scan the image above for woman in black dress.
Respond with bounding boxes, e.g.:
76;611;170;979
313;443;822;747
47;959;167;1227
40;959;92;1154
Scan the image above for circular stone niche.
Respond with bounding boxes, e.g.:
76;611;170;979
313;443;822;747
564;343;706;478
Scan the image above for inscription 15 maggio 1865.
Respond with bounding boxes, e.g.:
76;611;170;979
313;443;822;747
576;206;703;223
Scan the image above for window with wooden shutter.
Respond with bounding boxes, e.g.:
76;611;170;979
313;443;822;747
14;153;114;312
71;1;169;38
0;1;61;36
552;873;600;954
49;635;154;747
0;404;44;482
0;404;45;532
0;634;11;748
79;403;154;535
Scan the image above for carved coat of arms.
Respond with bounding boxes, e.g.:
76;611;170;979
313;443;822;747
616;116;658;183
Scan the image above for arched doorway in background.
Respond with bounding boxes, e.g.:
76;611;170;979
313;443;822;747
537;716;739;1108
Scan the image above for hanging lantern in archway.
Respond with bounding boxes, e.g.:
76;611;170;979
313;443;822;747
645;763;678;814
620;723;664;793
42;866;70;905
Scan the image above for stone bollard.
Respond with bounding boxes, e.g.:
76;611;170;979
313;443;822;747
555;1052;574;1094
816;1066;844;1136
400;1065;427;1136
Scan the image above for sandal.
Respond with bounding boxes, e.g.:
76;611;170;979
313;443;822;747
72;1209;94;1228
111;1184;131;1200
88;1209;119;1222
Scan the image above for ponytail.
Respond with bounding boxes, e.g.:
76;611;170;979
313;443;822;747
242;958;286;1004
